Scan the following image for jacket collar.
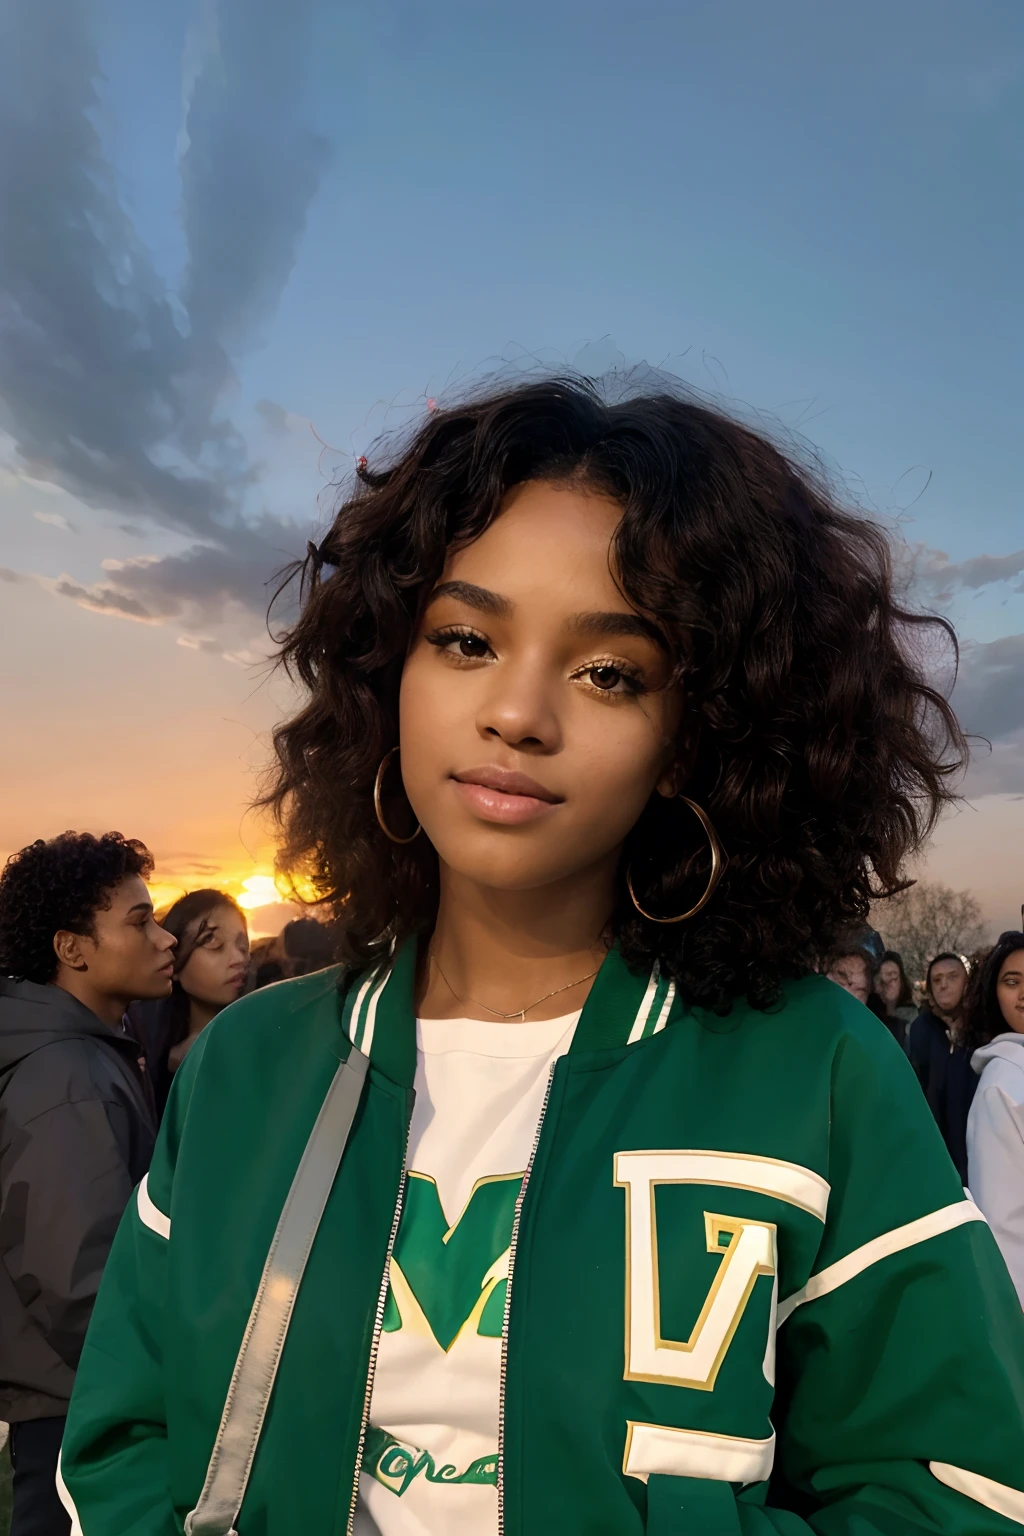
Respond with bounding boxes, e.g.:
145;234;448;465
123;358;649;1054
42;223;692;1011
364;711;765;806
340;941;680;1089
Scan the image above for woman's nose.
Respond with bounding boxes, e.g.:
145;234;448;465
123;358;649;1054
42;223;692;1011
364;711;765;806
477;660;561;751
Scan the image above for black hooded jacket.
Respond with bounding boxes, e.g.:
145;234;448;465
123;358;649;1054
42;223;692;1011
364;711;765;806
0;978;158;1421
908;1006;978;1184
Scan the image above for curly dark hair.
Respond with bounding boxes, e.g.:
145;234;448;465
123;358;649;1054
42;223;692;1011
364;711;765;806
0;831;154;984
260;373;966;1011
961;932;1024;1053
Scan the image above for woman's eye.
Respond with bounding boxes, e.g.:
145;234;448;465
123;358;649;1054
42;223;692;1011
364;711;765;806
455;634;489;659
427;628;492;660
582;663;643;694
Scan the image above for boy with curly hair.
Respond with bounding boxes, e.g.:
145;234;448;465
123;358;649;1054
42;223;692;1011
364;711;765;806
0;832;175;1536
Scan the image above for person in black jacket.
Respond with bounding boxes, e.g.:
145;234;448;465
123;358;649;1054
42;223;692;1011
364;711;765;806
0;831;176;1536
908;951;976;1182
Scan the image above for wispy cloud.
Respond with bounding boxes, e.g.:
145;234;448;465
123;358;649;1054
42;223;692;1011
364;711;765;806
52;575;163;622
0;0;331;620
906;542;1024;605
51;518;300;629
33;510;77;532
177;635;229;654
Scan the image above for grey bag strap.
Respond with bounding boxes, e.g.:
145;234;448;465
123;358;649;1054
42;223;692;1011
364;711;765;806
184;1046;370;1536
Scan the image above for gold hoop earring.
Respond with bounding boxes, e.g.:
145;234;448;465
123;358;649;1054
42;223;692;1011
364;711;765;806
626;796;725;924
373;747;422;845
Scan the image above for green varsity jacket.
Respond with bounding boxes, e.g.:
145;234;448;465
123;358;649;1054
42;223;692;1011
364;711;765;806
60;941;1024;1535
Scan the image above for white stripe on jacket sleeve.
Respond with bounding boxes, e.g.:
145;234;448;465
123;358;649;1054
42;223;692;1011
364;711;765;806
930;1462;1024;1524
56;1451;85;1536
777;1199;985;1325
136;1172;171;1239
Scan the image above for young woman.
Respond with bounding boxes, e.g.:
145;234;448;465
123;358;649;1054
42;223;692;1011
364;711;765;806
60;378;1024;1536
131;889;250;1113
872;949;917;1050
965;931;1024;1303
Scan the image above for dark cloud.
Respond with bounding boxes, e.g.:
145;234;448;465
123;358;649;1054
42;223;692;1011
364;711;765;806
59;517;303;628
0;0;231;532
949;632;1024;796
180;0;331;365
0;0;330;552
953;633;1024;742
54;577;161;622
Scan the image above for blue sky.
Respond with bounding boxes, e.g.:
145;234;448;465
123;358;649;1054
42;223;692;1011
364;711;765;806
1;0;1022;923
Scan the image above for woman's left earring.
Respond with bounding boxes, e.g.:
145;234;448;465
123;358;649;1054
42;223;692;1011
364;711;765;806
373;747;422;845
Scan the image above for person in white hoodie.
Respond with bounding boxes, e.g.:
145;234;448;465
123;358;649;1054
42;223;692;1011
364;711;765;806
965;929;1024;1304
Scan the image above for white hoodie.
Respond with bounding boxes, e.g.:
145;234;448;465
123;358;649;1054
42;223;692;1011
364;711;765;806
968;1032;1024;1305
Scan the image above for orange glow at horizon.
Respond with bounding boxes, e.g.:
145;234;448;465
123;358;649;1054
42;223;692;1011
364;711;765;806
146;867;320;938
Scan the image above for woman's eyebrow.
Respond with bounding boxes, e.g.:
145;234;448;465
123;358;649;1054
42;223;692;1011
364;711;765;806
567;610;665;645
427;583;664;646
428;580;513;617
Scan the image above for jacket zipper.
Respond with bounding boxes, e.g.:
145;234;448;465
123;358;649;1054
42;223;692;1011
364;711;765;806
345;1120;412;1536
496;1060;556;1536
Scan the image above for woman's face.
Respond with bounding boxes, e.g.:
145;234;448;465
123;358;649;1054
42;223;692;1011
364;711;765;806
177;904;250;1011
876;959;903;1006
399;481;682;898
996;949;1024;1034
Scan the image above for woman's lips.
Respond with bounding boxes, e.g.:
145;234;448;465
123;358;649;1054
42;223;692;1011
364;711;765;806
452;766;562;825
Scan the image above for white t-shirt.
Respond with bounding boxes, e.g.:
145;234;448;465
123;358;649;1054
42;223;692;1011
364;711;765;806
353;1011;580;1536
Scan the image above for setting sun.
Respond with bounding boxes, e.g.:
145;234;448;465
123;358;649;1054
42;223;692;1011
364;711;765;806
236;874;284;911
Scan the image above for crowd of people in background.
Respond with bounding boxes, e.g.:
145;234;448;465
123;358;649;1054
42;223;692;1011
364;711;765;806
825;928;1024;1301
0;827;1022;1533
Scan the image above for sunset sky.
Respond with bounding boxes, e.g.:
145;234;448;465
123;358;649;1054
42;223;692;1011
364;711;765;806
1;0;1022;936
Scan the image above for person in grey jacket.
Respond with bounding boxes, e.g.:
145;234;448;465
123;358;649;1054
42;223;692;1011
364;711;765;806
0;831;176;1536
965;930;1024;1304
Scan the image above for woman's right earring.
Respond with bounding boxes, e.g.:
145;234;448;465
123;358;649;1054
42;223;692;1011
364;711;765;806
373;747;422;845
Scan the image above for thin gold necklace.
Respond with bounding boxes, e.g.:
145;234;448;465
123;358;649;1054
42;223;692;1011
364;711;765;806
429;950;600;1023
